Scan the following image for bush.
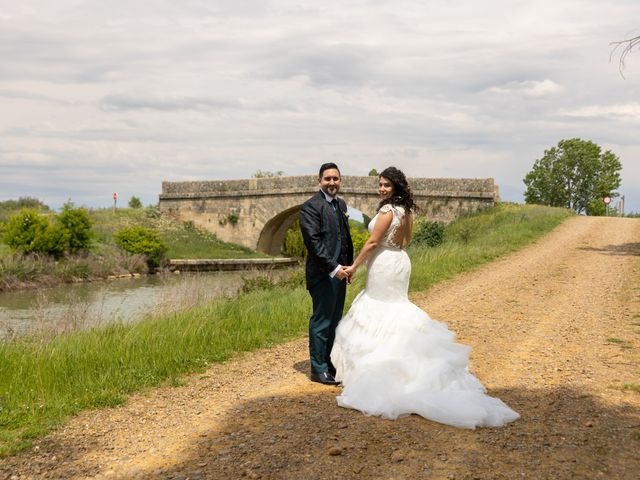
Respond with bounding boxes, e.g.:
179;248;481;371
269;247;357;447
0;197;49;223
241;275;276;294
282;219;306;257
58;203;92;253
350;228;369;255
3;205;92;258
3;209;53;254
114;226;167;268
412;219;445;247
128;196;143;209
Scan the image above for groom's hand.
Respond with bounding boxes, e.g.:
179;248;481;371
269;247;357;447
343;265;355;284
335;267;350;280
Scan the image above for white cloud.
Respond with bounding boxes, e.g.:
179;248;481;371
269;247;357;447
561;102;640;119
0;0;639;212
486;79;564;98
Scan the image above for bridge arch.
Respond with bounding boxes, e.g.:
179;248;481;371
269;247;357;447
159;175;499;255
257;205;302;256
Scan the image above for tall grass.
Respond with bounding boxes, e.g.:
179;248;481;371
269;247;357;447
0;203;572;457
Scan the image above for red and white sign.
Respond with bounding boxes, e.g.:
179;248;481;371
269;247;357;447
113;192;118;200
603;196;611;205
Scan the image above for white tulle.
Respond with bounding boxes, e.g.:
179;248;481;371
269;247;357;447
330;209;519;429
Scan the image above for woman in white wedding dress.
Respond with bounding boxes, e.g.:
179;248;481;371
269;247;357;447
330;167;519;429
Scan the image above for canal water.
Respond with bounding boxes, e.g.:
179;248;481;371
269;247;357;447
0;270;292;339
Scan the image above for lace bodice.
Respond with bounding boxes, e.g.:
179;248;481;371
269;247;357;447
368;204;406;249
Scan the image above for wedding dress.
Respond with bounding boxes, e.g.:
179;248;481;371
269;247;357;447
331;204;519;429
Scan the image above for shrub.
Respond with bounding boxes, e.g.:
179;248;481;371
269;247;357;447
3;205;92;258
58;203;92;253
3;209;52;254
128;196;143;209
350;228;369;255
145;205;161;218
412;218;445;247
241;275;276;294
114;226;167;268
0;197;49;223
282;219;306;257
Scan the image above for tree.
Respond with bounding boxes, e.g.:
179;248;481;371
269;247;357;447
368;168;379;176
523;139;622;215
252;170;284;178
128;196;143;209
611;35;640;77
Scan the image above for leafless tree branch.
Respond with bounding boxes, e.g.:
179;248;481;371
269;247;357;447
610;35;640;78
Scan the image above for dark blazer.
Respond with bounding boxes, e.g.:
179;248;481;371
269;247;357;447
300;191;354;289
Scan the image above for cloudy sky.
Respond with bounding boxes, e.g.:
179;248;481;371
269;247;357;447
1;0;639;213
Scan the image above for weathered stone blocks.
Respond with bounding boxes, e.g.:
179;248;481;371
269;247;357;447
159;176;498;255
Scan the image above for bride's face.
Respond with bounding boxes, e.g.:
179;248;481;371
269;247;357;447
379;176;394;199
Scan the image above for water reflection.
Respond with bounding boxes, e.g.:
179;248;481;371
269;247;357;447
0;270;291;339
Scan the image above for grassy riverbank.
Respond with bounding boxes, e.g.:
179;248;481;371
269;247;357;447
0;207;265;291
0;203;572;457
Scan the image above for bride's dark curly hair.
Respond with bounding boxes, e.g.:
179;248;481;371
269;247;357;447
378;166;418;212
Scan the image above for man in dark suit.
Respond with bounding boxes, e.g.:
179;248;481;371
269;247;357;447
300;163;354;385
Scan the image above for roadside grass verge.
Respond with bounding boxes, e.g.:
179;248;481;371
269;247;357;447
0;286;310;457
0;203;572;456
408;203;573;291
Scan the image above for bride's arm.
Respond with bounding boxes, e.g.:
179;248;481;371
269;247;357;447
345;210;393;275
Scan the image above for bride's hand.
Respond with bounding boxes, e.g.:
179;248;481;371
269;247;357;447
344;265;356;281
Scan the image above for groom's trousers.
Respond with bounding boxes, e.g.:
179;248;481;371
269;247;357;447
308;275;347;374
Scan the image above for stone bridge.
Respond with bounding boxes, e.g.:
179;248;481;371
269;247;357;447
159;176;499;255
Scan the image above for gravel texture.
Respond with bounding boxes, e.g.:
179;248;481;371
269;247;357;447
1;216;639;479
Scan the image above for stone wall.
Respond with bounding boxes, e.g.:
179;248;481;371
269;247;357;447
159;176;498;254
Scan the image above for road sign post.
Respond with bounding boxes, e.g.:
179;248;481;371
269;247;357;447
603;196;611;216
113;192;118;212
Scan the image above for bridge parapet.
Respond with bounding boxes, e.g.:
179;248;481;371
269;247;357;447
159;176;499;254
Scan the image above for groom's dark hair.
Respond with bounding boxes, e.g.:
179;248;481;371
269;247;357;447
319;162;340;177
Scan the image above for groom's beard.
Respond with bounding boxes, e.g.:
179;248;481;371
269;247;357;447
322;185;339;197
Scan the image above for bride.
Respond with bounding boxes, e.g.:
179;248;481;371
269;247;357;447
330;167;519;429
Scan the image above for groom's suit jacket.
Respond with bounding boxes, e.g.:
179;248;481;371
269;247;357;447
300;191;354;290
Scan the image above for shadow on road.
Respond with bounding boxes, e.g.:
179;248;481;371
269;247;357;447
154;383;639;480
579;242;640;257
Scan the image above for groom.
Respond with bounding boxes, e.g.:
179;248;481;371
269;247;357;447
300;163;354;385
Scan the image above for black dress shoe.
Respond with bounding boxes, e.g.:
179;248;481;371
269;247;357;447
310;372;340;385
328;367;337;377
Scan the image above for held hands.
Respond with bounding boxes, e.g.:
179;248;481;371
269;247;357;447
335;265;357;284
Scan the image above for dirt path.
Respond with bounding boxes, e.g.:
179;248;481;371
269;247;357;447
2;216;639;480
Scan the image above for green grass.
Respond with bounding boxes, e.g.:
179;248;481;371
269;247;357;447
0;286;310;457
407;203;573;292
0;203;573;456
89;207;266;259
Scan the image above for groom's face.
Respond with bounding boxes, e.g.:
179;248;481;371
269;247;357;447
318;168;341;197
